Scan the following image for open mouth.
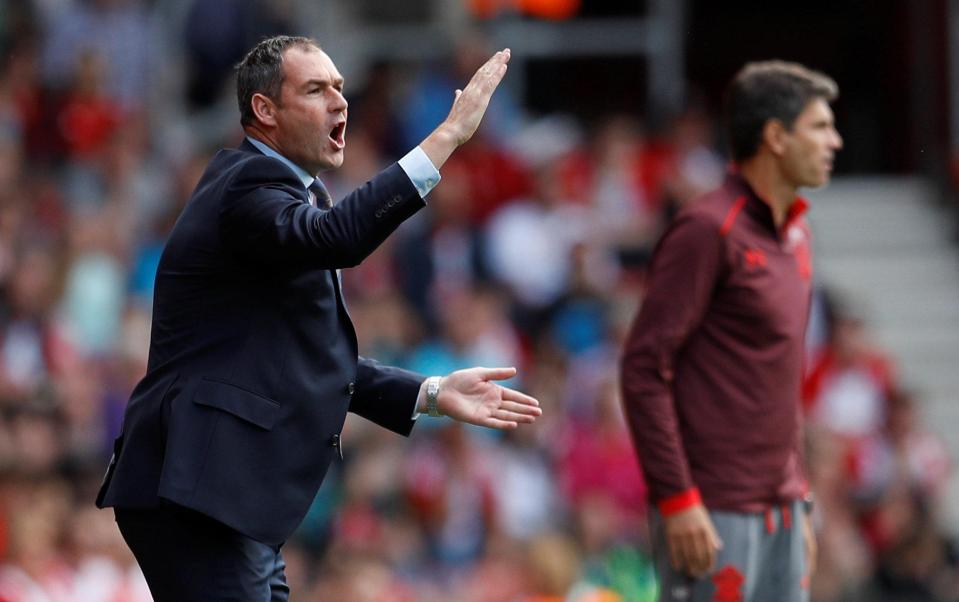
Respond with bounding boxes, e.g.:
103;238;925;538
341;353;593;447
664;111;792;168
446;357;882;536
329;122;346;149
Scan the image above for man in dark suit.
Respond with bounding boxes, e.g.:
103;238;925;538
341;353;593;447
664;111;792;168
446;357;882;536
96;35;539;601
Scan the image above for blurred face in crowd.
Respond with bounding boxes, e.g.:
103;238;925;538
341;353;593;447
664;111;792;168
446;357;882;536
777;98;843;189
11;247;57;317
259;46;348;174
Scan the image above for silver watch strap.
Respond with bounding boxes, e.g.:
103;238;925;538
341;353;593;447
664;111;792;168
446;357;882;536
426;376;442;417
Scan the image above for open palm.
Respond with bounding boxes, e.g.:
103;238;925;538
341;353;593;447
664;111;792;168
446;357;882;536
436;367;541;429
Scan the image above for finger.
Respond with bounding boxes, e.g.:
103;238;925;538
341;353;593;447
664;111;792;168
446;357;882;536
709;524;724;551
681;531;705;577
500;387;539;407
476;417;518;430
482;49;510;71
696;521;723;576
680;533;699;576
700;530;718;575
470;51;509;89
667;535;684;572
480;366;517;381
492;409;537;424
454;89;462;101
467;55;498;87
487;62;508;90
496;400;542;415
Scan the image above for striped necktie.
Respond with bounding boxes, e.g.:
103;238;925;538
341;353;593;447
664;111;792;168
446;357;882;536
309;179;333;209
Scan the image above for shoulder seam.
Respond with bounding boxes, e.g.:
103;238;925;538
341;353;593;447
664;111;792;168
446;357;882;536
719;196;748;237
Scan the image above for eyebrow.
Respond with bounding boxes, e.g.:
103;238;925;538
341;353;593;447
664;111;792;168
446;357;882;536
304;77;344;90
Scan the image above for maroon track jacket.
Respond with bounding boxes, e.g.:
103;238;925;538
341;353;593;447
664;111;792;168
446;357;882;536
621;173;812;516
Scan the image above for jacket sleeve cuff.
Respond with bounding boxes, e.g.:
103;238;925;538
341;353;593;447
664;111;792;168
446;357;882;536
657;488;702;516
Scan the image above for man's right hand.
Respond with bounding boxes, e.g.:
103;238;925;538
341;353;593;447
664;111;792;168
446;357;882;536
420;49;510;169
664;503;723;578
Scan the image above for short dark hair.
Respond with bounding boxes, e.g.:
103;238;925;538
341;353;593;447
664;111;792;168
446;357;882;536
235;35;319;127
724;60;838;162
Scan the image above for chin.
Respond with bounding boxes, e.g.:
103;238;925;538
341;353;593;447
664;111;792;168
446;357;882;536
809;181;829;190
316;155;344;172
800;172;830;189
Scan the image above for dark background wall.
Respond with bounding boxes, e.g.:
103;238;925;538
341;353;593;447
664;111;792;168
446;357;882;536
524;0;951;175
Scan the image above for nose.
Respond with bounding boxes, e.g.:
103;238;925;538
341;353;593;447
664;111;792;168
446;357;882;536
330;88;348;113
831;128;843;150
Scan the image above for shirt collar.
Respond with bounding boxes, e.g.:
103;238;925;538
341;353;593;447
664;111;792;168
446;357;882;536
245;136;316;190
725;171;809;234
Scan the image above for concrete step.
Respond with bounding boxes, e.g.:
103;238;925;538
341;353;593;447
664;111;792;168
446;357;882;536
815;253;959;289
809;214;940;234
806;177;953;251
806;176;935;202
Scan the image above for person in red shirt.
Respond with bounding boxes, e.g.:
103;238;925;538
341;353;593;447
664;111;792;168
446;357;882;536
621;61;843;601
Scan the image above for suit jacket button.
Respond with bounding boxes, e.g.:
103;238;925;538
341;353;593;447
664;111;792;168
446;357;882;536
346;382;355;395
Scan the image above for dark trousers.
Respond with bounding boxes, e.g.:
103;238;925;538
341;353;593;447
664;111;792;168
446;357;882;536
115;504;289;602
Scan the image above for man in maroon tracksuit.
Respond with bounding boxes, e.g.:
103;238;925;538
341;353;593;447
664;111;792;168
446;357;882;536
621;62;842;601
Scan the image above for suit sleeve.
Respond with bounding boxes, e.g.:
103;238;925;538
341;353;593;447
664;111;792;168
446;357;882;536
219;156;426;269
620;212;725;515
349;356;425;436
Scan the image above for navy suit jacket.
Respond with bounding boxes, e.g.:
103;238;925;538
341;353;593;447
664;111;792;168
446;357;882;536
97;139;426;545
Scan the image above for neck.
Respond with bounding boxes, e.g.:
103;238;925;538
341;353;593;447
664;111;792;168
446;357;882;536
244;125;278;150
244;126;301;167
737;155;797;228
244;126;317;178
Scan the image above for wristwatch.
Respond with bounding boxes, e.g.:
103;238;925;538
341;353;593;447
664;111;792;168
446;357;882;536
426;376;442;417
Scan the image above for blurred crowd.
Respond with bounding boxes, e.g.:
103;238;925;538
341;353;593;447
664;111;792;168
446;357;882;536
0;1;955;601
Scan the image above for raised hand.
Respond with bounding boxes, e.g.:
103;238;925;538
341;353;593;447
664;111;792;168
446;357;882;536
431;366;540;429
420;49;511;169
443;49;511;146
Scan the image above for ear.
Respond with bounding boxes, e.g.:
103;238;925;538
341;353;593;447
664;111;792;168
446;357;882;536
762;119;789;157
251;93;277;127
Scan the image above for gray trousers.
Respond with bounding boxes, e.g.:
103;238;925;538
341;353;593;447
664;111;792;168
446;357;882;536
653;500;809;602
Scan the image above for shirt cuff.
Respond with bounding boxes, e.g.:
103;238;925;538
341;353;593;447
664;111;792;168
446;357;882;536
657;487;702;517
398;146;441;199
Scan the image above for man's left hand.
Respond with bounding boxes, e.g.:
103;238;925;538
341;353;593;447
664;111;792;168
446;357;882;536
428;367;541;429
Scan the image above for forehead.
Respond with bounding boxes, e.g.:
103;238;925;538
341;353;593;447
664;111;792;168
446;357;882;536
281;46;341;86
795;97;834;124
